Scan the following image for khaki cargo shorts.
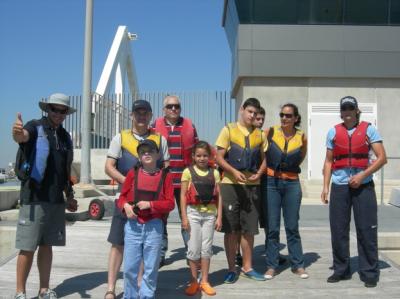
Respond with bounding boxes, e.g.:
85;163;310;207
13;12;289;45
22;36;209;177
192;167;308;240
15;202;66;251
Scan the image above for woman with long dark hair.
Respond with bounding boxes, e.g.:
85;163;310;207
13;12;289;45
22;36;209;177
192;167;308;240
263;103;309;280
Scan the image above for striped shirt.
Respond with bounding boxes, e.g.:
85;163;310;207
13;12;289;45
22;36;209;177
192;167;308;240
152;117;198;188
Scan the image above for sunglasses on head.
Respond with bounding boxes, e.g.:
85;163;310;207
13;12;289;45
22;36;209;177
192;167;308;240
165;104;181;110
279;112;293;119
49;105;68;115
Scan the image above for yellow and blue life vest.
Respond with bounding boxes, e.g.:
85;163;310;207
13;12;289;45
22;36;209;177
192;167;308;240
117;130;161;176
225;123;263;173
266;125;304;174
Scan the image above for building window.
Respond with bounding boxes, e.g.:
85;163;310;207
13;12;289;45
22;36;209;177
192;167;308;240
391;0;400;24
253;0;297;24
298;0;343;24
231;0;399;26
344;0;389;25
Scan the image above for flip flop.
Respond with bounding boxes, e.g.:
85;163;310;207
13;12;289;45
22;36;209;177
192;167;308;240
104;290;116;299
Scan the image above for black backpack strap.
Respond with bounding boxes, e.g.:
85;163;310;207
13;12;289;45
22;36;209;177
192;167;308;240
156;167;169;196
133;166;140;205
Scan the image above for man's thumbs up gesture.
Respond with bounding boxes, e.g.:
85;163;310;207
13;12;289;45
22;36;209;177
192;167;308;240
12;112;29;143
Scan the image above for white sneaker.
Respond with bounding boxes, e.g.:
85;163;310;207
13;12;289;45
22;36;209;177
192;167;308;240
14;293;27;299
38;289;58;299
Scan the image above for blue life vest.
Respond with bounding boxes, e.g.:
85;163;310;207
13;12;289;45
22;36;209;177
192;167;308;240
225;123;263;173
16;125;50;184
30;125;50;183
266;126;304;174
117;130;162;176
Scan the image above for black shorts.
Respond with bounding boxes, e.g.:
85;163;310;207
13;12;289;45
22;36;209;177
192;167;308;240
107;200;127;246
220;184;261;235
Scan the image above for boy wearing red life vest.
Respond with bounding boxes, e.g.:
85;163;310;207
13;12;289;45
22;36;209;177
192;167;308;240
117;139;175;298
321;96;387;288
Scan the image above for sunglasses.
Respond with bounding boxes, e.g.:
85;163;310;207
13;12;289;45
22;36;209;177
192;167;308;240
279;112;293;119
138;148;157;156
49;105;68;115
341;106;356;111
165;104;181;110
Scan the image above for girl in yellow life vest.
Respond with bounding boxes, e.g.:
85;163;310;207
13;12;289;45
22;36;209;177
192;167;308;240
262;103;309;280
180;141;222;296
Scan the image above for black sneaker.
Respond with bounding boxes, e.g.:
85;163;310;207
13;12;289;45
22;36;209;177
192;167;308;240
364;280;377;288
235;253;243;267
327;274;351;283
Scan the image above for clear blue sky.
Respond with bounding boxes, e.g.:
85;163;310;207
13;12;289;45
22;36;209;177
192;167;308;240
0;0;231;168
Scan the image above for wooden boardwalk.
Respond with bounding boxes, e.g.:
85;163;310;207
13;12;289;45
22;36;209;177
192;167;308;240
1;209;400;299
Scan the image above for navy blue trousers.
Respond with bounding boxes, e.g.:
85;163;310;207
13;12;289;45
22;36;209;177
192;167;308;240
329;181;379;282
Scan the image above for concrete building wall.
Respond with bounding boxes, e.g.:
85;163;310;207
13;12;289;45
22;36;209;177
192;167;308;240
231;24;400;93
72;149;108;182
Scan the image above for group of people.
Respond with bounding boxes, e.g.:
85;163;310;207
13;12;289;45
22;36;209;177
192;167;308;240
11;93;387;299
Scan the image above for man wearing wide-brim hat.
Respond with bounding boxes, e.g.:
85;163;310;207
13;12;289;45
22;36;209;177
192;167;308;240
12;93;78;299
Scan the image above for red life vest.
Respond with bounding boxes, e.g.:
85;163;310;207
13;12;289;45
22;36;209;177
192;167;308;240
208;146;218;169
332;121;370;170
130;167;168;217
185;166;218;205
153;117;195;167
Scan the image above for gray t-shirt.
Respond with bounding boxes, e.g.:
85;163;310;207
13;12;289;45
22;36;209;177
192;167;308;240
107;132;170;162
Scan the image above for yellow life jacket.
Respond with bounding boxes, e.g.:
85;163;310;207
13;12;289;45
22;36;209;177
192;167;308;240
266;125;304;173
117;130;161;176
225;123;263;173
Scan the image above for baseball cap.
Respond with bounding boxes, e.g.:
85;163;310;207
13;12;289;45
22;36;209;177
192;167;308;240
340;96;358;110
137;139;159;154
132;100;152;112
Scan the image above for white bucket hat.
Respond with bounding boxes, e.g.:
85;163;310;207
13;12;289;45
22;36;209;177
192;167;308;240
39;93;77;115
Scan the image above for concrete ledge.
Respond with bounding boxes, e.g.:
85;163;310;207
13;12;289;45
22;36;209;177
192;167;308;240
389;187;400;207
378;232;400;250
0;189;19;211
0;209;19;222
0;226;17;266
380;251;400;268
73;183;107;198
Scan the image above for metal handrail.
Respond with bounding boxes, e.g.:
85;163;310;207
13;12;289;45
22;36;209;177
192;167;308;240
380;156;400;205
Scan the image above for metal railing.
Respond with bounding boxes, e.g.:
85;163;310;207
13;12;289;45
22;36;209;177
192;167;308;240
42;91;236;149
380;156;400;205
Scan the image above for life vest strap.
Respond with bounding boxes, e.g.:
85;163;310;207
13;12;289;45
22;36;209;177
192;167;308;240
334;153;369;160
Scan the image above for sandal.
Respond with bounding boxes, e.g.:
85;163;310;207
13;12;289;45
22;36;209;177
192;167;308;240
292;268;309;279
264;269;276;280
104;290;116;299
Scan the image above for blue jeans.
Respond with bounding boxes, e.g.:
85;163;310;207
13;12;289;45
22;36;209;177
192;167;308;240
263;176;304;270
124;218;163;299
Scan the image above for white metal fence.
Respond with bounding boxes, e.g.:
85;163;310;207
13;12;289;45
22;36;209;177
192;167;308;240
42;91;236;149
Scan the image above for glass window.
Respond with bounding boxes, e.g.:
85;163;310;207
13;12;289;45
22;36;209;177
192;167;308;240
344;0;389;25
391;0;400;24
253;0;298;24
298;0;343;24
230;0;399;26
235;0;252;23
